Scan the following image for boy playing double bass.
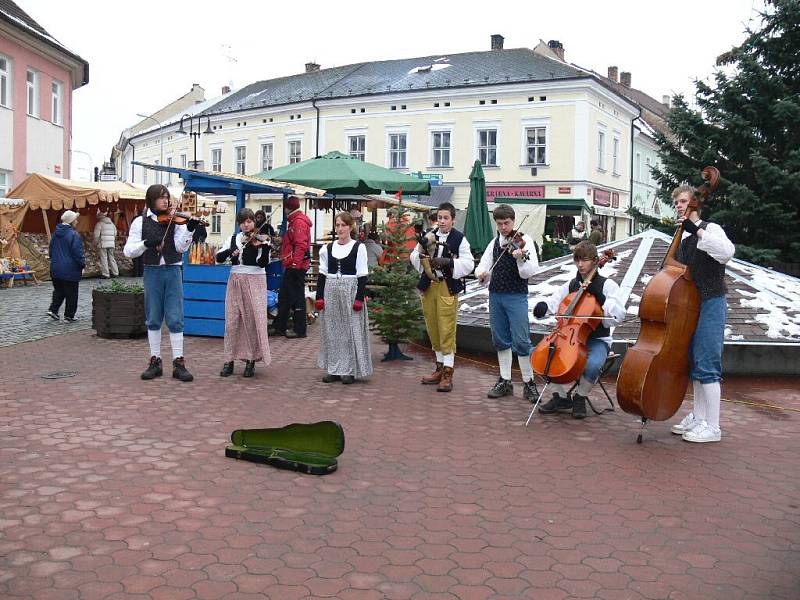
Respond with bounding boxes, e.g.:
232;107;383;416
532;241;625;418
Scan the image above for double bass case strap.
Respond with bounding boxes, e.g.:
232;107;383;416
225;421;345;476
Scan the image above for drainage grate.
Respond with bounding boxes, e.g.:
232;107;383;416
41;371;78;379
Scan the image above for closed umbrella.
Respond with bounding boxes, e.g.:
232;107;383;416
464;160;493;253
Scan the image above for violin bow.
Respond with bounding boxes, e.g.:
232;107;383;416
482;214;530;278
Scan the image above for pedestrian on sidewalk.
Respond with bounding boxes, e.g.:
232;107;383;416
123;184;199;382
93;209;119;278
47;210;85;323
316;212;373;384
216;208;272;379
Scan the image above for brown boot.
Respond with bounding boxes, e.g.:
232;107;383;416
437;367;454;392
421;362;444;385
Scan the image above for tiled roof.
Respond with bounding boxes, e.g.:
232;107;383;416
459;229;800;345
204;48;589;115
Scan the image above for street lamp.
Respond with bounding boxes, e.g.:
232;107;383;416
70;149;93;181
136;113;163;183
177;114;214;169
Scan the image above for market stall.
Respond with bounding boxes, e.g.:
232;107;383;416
132;162;325;337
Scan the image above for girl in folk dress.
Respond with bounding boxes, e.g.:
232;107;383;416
315;212;373;384
216;208;272;378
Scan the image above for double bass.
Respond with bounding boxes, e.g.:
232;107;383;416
616;167;720;438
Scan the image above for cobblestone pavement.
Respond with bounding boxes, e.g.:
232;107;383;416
0;326;798;599
0;277;140;347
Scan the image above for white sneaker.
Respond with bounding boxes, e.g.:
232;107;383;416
671;412;699;435
682;421;721;443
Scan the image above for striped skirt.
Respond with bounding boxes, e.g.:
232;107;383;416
317;277;373;378
223;273;271;364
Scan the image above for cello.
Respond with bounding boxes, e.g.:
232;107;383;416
616;167;720;441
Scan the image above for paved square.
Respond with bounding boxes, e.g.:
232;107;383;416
0;326;798;599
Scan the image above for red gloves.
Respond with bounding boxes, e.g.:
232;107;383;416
352;299;364;312
315;299;325;311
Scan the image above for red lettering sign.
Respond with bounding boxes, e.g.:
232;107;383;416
593;189;611;207
54;165;61;174
558;186;571;194
486;186;545;200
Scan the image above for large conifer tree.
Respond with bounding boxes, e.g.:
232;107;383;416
652;0;800;264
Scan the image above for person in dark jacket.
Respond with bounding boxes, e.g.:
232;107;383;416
47;210;86;322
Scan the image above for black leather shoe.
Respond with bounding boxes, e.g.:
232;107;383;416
341;375;355;384
141;356;163;380
322;374;341;383
172;357;194;382
523;379;539;403
538;393;572;414
487;377;513;398
243;360;255;378
572;394;587;419
220;362;234;377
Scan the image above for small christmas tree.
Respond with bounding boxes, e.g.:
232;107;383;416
369;207;425;361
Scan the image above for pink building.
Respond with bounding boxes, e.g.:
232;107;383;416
0;0;89;196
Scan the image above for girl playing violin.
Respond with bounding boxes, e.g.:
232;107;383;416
475;204;540;401
669;184;734;443
533;241;625;418
216;208;272;378
123;184;199;382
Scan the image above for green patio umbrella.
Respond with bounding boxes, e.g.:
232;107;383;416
464;160;493;253
255;151;431;195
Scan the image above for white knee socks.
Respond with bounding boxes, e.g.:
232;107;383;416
169;332;184;359
148;329;161;358
692;380;707;422
435;351;444;363
498;349;512;380
442;353;455;368
575;377;593;397
518;354;534;383
702;382;721;429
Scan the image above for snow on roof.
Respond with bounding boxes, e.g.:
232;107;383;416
459;228;800;345
131;89;239;138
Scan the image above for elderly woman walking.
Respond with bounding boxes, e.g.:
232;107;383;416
315;212;372;384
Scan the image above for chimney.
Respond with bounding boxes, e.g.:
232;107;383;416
662;95;671;107
620;71;632;87
607;66;618;82
221;85;231;95
547;40;565;61
305;62;320;73
491;34;504;50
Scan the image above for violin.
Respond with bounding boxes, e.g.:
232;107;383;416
616;167;720;431
157;210;209;227
241;230;271;248
501;229;530;261
531;249;616;383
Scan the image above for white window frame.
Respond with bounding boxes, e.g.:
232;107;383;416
235;145;247;175
348;134;366;161
612;137;620;176
646;156;652;185
211;214;222;234
51;80;62;125
26;69;38;117
142;165;148;185
288;139;302;164
597;129;607;171
1;55;11;109
165;156;173;185
180;152;187;169
521;118;549;166
476;128;498;167
635;152;641;182
0;170;10;197
210;147;222;172
430;129;452;168
386;129;409;169
260;142;274;171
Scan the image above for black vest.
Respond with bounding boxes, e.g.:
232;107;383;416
417;228;466;295
327;241;361;275
568;273;610;339
228;234;265;267
141;216;182;265
675;222;727;300
489;236;529;294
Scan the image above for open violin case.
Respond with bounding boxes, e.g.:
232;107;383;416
225;421;345;475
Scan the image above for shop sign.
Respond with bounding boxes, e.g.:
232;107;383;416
412;172;443;186
612;192;620;208
54;165;61;174
593;188;611;207
487;185;545;200
558;186;571;194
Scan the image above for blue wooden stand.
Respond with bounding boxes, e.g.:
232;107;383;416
183;263;229;337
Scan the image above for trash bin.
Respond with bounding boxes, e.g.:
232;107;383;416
267;259;283;291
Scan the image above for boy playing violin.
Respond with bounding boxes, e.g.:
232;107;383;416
533;241;625;418
475;204;540;400
669;184;735;443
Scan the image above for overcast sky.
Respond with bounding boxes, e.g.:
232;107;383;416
24;0;763;180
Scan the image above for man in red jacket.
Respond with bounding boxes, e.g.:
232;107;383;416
273;196;312;338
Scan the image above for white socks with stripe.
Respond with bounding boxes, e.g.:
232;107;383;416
702;382;721;429
498;349;512;380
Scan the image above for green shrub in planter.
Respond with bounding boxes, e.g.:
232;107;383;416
92;280;146;339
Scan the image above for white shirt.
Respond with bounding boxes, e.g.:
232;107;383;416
409;229;474;280
123;209;193;266
536;276;626;346
219;232;270;275
319;239;369;278
681;221;735;264
475;233;539;284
